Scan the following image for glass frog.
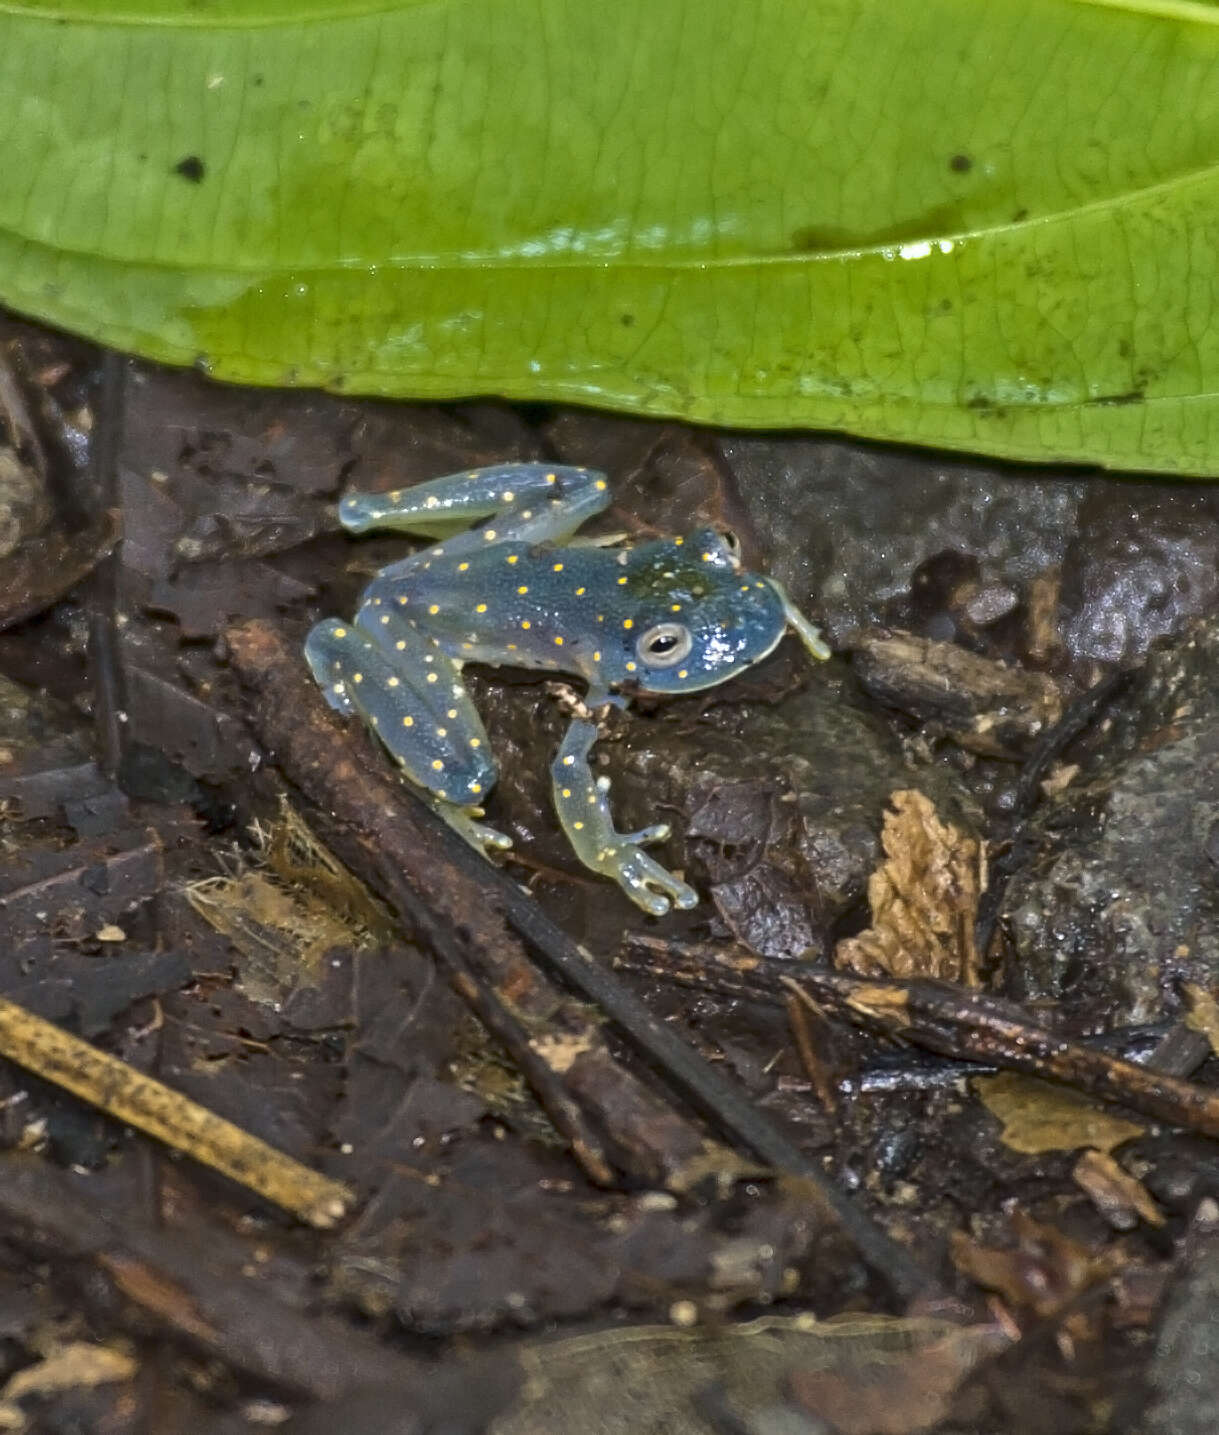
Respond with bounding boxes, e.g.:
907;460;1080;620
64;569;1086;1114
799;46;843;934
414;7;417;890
305;463;830;915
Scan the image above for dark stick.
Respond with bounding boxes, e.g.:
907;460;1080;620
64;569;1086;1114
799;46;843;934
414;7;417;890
227;620;934;1303
617;933;1210;1108
85;352;129;781
785;969;1219;1138
974;668;1132;955
785;991;838;1114
410;932;616;1186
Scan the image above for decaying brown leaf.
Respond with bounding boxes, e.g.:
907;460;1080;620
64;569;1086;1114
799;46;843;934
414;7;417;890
1;1341;135;1403
976;1072;1145;1155
835;789;983;984
187;800;394;1007
787;1325;998;1435
1073;1149;1163;1229
951;1211;1116;1321
1183;982;1219;1058
493;1315;1006;1435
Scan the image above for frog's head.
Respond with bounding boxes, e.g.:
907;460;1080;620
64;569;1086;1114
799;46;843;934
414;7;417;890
609;528;820;696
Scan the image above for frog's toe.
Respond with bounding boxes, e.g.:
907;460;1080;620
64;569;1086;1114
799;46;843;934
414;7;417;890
435;802;513;859
606;843;699;916
622;821;671;847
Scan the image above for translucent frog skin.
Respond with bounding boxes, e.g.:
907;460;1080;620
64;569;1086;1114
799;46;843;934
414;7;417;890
305;463;829;915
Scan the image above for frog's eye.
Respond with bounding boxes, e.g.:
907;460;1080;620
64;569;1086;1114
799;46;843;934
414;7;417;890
637;622;693;668
718;528;742;559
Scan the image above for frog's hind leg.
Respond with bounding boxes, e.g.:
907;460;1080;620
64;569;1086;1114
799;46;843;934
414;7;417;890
339;463;611;542
304;612;510;858
550;717;698;916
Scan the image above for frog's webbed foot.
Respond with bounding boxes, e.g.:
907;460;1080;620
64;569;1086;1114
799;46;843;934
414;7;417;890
551;718;698;916
432;799;513;859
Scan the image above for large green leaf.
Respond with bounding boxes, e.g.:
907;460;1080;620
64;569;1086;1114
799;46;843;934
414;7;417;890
5;0;1219;473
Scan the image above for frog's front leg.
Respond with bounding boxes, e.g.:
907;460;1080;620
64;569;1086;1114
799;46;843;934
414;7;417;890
550;717;698;916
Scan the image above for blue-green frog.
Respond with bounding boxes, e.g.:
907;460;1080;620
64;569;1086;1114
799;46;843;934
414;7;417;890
305;463;829;914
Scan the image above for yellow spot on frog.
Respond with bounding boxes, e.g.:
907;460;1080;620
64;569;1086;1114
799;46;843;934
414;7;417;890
483;529;497;541
671;603;682;612
476;602;487;613
677;669;688;679
575;586;586;595
574;820;585;830
623;619;634;630
521;619;532;629
594;479;607;491
352;672;363;683
470;738;482;748
426;672;438;683
470;782;482;794
554;635;564;646
396;640;406;650
431;759;444;771
387;676;400;687
517;585;529;595
458;561;469;572
562;755;574;766
502;490;515;502
447;708;458;719
428;604;440;615
626;661;637;672
617;576;628;586
592;650;601;661
424;495;440;508
436;727;447;737
402;715;414;727
398;596;409;605
333;627;347;638
562;788;572;798
507;554;519;564
545;472;557;484
553;562;564;572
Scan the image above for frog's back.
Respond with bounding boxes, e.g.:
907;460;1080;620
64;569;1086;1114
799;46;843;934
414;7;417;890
367;538;620;675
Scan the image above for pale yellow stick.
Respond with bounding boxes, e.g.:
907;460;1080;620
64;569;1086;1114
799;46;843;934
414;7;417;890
0;995;353;1228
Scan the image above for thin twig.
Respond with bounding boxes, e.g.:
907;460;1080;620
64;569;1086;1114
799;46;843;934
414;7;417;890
0;993;353;1226
783;969;1219;1139
86;351;129;780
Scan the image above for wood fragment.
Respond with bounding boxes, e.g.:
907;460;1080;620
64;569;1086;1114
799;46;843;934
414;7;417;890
0;994;353;1227
853;631;1064;757
784;990;837;1115
1073;1149;1164;1229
